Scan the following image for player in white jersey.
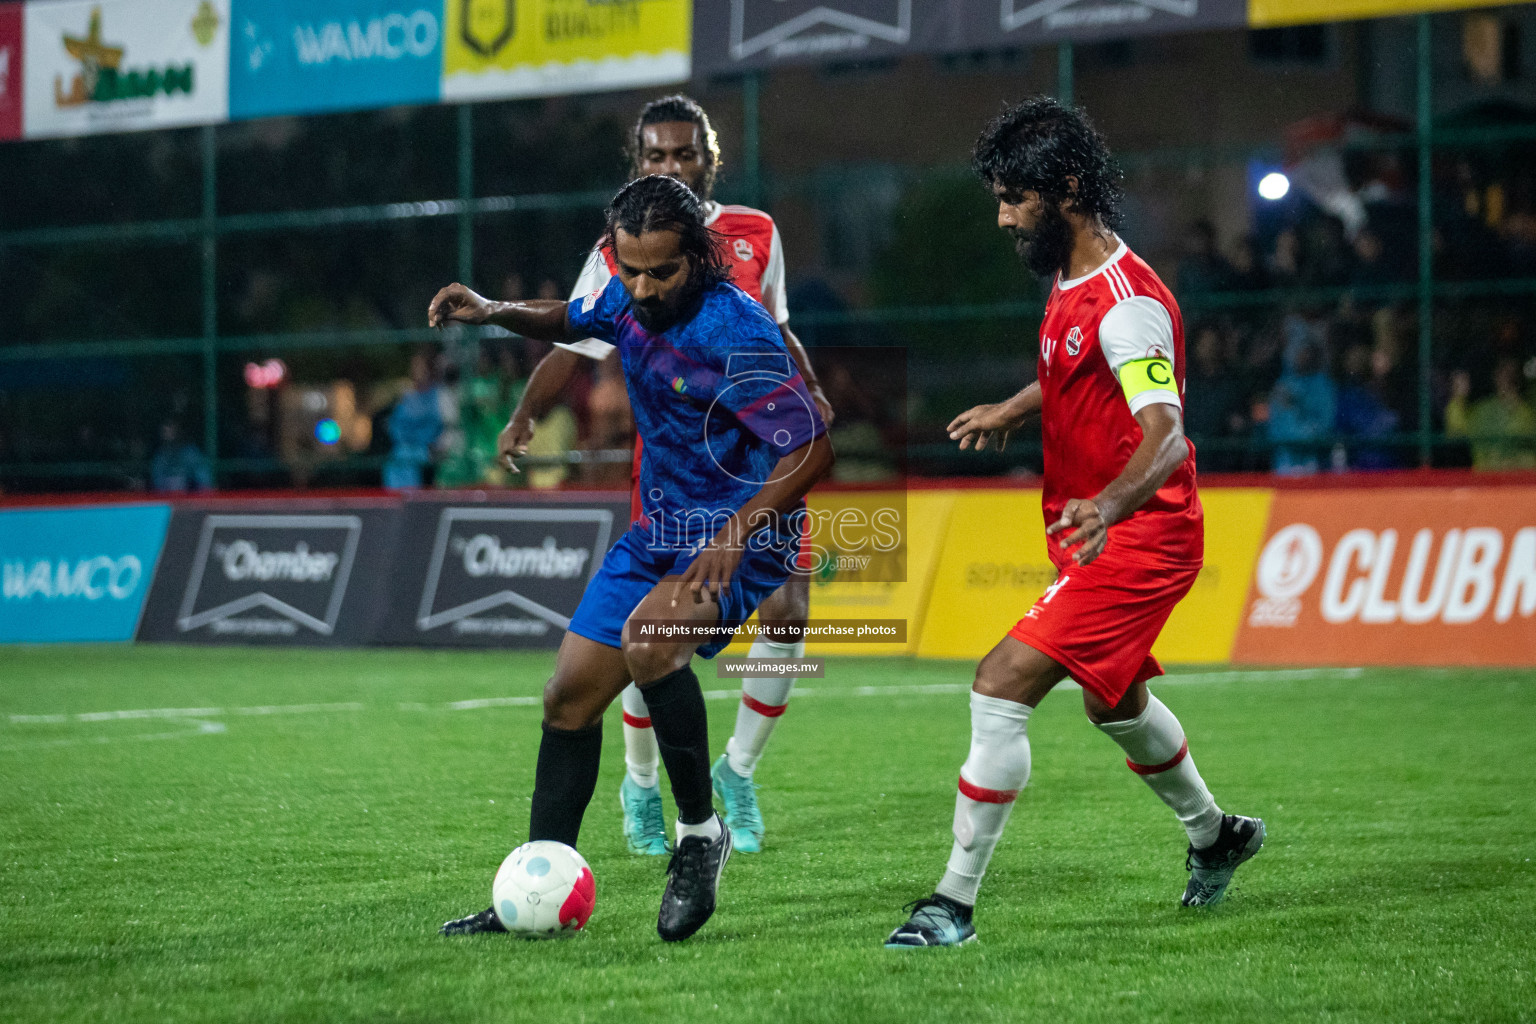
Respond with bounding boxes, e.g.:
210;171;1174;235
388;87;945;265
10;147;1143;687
498;96;833;857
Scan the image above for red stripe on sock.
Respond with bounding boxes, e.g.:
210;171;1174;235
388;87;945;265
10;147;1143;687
1127;738;1189;776
741;694;788;718
957;774;1019;804
622;712;652;729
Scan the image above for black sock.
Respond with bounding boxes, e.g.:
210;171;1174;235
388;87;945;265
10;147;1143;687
528;721;603;848
640;664;714;825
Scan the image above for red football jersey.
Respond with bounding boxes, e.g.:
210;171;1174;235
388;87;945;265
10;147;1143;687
1036;242;1202;569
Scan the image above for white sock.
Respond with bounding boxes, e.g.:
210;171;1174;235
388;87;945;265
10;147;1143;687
1096;693;1223;849
675;812;722;844
724;637;802;778
935;692;1033;907
619;683;660;789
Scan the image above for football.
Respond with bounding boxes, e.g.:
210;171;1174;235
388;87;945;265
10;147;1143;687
491;841;596;937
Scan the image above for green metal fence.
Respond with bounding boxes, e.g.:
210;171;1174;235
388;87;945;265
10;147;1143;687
1;13;1532;489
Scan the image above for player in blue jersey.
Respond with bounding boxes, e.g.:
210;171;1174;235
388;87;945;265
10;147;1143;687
429;175;834;942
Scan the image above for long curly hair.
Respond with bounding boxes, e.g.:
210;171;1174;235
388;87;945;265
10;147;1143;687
600;175;731;288
972;96;1124;228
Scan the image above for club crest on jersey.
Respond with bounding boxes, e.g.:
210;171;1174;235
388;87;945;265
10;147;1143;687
733;238;754;262
1065;326;1082;356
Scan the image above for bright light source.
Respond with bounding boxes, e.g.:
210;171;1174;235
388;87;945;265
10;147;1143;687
315;418;341;445
1258;172;1291;201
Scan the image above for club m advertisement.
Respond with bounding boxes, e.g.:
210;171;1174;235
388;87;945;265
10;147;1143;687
1;504;172;643
23;0;229;138
1232;486;1536;667
441;0;690;102
137;503;403;644
382;497;624;648
229;0;443;119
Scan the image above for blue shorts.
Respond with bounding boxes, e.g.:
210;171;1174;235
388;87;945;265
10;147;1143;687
567;524;793;659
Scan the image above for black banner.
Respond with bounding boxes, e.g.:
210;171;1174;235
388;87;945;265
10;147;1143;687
137;502;403;645
692;0;1247;75
380;496;627;648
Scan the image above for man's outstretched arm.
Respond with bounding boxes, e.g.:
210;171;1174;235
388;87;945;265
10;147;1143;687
427;283;578;342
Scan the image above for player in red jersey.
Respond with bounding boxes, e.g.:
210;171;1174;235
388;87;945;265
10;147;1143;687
886;98;1264;948
498;96;832;858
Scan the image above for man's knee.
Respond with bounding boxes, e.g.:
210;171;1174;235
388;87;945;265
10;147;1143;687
542;673;600;731
759;577;810;631
972;638;1063;705
1082;682;1146;725
622;639;689;687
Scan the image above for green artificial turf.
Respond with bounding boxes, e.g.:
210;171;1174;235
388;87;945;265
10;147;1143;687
1;647;1533;1023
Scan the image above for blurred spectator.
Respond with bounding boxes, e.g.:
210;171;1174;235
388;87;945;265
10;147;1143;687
1176;221;1231;295
1267;340;1337;475
150;420;213;493
1348;227;1393;289
581;352;634;487
1445;359;1536;470
436;343;530;489
1267;228;1303;289
383;351;444;489
1334;344;1401;469
1226;235;1270;292
1183;324;1249;471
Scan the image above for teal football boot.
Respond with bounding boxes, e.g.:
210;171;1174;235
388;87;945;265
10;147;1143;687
710;754;764;854
619;775;669;856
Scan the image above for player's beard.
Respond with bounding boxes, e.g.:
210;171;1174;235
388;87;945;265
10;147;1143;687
1008;202;1074;279
631;271;705;332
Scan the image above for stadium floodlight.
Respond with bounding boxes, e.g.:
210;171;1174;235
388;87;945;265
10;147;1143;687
1258;172;1291;201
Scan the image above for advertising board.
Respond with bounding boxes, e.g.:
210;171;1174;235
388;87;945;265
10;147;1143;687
1;504;171;643
1232;486;1536;667
136;503;402;644
380;496;625;647
24;0;229;138
229;0;442;119
441;0;690;102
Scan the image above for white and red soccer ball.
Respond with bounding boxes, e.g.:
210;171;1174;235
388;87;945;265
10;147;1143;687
491;841;595;937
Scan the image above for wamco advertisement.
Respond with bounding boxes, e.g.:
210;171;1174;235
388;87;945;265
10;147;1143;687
1;504;171;643
23;0;229;138
229;0;443;119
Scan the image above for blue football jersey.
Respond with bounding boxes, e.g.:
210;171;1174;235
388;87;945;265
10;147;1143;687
567;276;825;551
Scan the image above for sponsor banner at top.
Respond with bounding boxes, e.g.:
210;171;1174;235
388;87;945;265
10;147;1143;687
1;504;172;643
230;0;443;120
442;0;691;102
0;3;21;140
23;0;229;139
691;0;1246;74
1233;487;1536;667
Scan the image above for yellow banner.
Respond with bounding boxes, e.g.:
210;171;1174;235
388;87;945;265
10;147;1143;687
1249;0;1517;27
916;490;1052;661
915;488;1272;665
719;490;953;658
442;0;690;101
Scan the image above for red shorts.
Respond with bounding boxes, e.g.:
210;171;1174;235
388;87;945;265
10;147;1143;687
1008;549;1200;707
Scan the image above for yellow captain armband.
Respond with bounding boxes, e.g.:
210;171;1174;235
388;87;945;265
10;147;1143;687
1118;357;1178;404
